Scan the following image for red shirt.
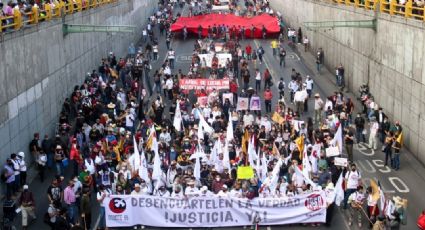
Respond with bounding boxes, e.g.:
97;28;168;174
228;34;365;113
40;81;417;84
246;45;252;54
264;90;273;100
229;82;238;93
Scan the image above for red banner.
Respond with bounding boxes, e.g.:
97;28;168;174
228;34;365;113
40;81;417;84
179;79;230;90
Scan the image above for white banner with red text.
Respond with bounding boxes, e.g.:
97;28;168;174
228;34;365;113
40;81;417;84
179;78;230;90
104;192;327;228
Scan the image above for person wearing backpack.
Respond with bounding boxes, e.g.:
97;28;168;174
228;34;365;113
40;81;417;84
257;46;265;64
278;78;285;99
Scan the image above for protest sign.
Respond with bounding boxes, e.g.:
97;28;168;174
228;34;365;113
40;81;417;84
222;93;234;105
197;96;208;107
198;53;232;67
237;166;254;179
104;192;327;228
272;112;285;124
325;146;340;157
179;79;230;90
250;96;261;111
334;157;348;167
236;97;249;111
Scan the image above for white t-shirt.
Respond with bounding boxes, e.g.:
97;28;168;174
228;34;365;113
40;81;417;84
345;170;361;190
97;189;111;207
305;79;314;90
125;113;135;127
185;186;200;197
165;79;173;90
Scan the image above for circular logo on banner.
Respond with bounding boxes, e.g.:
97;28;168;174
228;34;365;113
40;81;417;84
304;194;324;211
109;198;127;214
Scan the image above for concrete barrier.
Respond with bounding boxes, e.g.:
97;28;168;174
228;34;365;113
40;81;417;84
0;0;157;165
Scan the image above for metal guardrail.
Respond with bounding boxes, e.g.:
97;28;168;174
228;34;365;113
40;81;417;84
0;0;118;33
304;19;377;30
328;0;425;21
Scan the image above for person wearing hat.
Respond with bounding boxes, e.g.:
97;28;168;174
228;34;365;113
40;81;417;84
217;184;229;197
199;186;212;197
154;186;170;197
10;153;21;193
131;183;144;195
17;152;27;187
18;184;36;229
185;180;199;197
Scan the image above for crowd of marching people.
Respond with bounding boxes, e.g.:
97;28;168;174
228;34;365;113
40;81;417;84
0;0;415;230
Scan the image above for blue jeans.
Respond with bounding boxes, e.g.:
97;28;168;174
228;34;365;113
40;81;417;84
99;206;106;228
67;203;78;224
56;161;64;176
392;153;400;170
47;153;54;168
344;188;356;209
356;128;365;143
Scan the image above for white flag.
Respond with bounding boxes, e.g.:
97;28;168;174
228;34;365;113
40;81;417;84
173;101;182;132
222;140;231;170
294;164;316;188
197;119;204;141
199;113;214;134
192;146;204;180
226;112;234;142
152;135;162;180
248;137;258;167
331;124;343;153
129;136;141;171
210;140;220;164
334;172;344;206
260;153;268;181
302;148;312;176
269;159;283;192
379;185;386;212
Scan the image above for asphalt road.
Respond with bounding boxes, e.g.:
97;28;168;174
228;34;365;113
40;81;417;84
6;2;425;230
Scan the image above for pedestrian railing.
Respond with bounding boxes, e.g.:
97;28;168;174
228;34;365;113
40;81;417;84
328;0;425;21
0;0;118;33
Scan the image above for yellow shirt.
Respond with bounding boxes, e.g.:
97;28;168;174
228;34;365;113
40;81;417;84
271;40;278;48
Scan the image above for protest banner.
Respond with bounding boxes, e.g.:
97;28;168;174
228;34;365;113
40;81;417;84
250;96;261;111
237;166;254;179
179;79;230;90
197;96;208;107
325;146;340;157
104;192;327;228
236;97;249;111
222;93;234;105
334;157;348;167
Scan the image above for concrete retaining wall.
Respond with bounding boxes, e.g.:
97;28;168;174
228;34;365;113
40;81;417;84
0;0;157;164
270;0;425;164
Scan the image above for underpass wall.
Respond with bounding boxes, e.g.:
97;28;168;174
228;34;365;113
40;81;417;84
0;0;157;165
270;0;425;164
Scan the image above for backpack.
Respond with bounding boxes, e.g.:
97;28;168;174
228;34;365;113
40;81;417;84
278;82;284;90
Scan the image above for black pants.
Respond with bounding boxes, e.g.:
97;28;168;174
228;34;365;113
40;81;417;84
265;100;272;113
38;164;45;182
20;171;27;186
82;213;92;230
